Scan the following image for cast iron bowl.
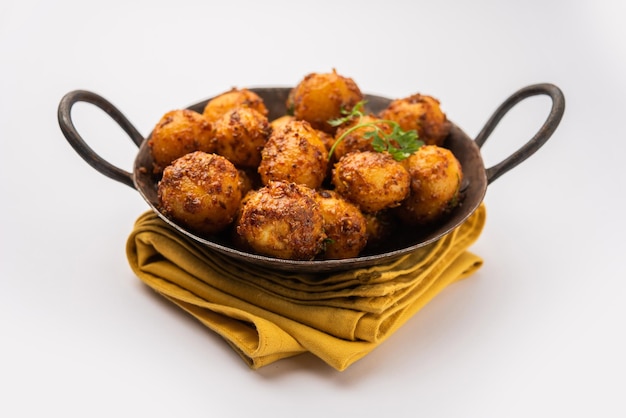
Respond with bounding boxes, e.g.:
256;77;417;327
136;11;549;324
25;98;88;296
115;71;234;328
58;84;564;273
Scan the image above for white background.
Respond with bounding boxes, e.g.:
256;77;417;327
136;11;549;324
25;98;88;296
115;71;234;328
2;0;625;416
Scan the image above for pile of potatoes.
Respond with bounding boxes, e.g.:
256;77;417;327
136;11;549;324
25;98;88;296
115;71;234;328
149;69;463;261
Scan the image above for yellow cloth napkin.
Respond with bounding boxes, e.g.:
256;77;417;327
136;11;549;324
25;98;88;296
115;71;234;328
126;204;486;371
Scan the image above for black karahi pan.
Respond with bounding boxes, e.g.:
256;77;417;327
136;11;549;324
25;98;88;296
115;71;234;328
58;84;564;273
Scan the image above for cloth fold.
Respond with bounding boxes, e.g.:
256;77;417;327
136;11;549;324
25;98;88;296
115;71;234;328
126;204;486;371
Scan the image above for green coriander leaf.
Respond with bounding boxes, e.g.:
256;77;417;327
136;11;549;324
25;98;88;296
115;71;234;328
328;100;367;127
366;130;386;153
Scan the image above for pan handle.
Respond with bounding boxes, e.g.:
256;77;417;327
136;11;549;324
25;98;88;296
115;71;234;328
474;83;565;184
58;90;145;189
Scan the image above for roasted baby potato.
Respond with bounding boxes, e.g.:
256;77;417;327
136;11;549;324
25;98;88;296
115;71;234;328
287;69;363;134
316;190;368;260
395;145;463;225
269;115;296;132
258;119;329;189
236;181;326;260
379;93;451;146
332;151;411;213
148;109;214;173
212;106;271;168
202;88;268;124
270;115;334;151
158;151;242;236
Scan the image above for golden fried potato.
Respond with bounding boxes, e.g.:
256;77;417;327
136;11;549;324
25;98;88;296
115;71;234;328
379;93;451;146
316;129;335;153
212;106;271;168
158;151;242;236
331;114;393;161
148;109;214;173
236;181;326;260
395;145;463;225
287;69;363;134
269;115;296;132
332;151;411;213
269;114;335;155
258;120;329;189
316;190;368;259
202;88;268;124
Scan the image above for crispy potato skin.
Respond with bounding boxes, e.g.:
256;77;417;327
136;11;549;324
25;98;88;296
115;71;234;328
331;115;392;161
379;94;451;146
316;129;336;154
287;69;363;134
332;151;411;213
213;106;271;168
148;109;214;173
202;88;268;124
269;115;296;132
270;115;334;155
258;120;329;189
236;181;326;260
316;190;368;260
158;152;242;235
396;145;463;225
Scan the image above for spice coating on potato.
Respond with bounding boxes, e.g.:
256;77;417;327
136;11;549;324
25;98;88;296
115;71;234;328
287;69;363;134
269;115;296;132
148;109;214;173
202;88;268;124
316;129;336;153
379;94;451;146
395;145;463;225
236;181;326;260
332;151;411;213
212;106;271;168
258;120;329;189
316;190;368;260
158;152;242;236
331;114;393;161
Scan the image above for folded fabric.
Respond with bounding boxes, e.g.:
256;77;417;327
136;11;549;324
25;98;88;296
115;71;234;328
126;204;486;371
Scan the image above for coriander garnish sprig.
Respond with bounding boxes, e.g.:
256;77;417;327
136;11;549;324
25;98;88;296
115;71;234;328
327;101;423;161
328;100;367;128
